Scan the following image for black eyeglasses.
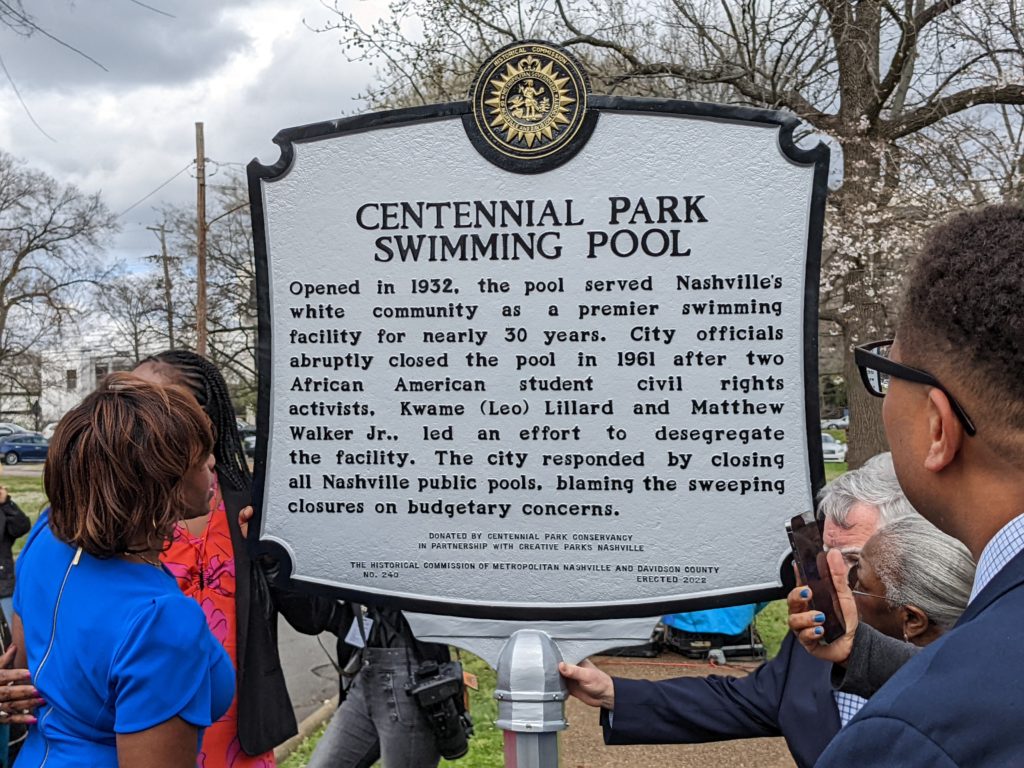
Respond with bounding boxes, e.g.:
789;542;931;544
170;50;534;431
846;562;893;603
854;340;977;436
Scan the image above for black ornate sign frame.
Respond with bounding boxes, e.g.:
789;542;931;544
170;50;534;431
247;93;829;621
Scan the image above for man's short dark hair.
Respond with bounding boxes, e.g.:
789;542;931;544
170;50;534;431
897;204;1024;445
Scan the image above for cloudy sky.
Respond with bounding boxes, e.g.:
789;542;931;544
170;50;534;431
0;0;384;268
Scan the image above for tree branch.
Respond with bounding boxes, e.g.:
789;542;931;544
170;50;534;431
887;83;1024;138
556;0;643;68
606;60;834;126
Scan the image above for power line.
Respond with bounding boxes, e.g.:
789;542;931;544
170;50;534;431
0;52;55;142
126;0;175;18
0;0;107;71
117;161;194;219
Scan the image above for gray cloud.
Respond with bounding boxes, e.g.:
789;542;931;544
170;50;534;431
0;0;379;269
230;33;375;166
1;0;250;90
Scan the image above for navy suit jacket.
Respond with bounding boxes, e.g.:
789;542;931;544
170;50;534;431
819;547;1024;767
602;633;840;768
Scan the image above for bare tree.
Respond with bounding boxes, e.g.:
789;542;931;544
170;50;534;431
145;206;199;351
0;151;117;396
317;0;1024;465
0;349;42;428
204;177;257;403
906;105;1024;208
99;274;164;362
154;174;258;405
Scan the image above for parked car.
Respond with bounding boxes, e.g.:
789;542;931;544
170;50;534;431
821;432;848;463
0;422;28;438
243;434;256;458
821;415;849;430
236;419;256;439
0;433;49;464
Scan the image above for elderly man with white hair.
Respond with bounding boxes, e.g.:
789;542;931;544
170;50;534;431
559;454;974;768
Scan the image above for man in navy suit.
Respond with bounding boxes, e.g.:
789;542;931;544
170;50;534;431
559;454;914;768
794;205;1024;767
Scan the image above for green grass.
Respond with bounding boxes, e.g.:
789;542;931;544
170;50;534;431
279;724;327;768
2;473;46;556
822;428;848;483
824;462;847;483
2;475;46;514
754;600;789;659
441;652;503;768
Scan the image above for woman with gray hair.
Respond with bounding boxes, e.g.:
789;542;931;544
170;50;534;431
848;515;975;644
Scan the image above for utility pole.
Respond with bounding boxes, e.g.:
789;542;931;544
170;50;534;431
146;224;175;349
195;121;208;356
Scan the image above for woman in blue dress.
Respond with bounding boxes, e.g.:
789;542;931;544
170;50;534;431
11;373;235;767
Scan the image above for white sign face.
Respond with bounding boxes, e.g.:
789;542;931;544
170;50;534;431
249;86;828;620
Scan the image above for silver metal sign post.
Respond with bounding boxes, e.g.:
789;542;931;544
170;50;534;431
495;630;568;768
406;613;662;768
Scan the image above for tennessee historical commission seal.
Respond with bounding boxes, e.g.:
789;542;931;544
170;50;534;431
464;40;597;174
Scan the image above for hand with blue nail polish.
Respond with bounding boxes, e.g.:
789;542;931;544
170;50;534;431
786;549;859;664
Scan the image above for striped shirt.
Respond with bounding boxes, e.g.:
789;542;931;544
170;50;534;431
970;512;1024;604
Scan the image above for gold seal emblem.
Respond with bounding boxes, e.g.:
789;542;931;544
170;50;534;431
470;42;591;166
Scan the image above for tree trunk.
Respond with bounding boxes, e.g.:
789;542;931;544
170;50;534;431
826;128;901;468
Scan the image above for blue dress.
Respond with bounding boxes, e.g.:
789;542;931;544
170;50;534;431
13;511;235;766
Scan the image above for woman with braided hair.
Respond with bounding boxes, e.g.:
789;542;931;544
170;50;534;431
134;350;310;768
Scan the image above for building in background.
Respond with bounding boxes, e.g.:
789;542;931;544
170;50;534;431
38;336;138;428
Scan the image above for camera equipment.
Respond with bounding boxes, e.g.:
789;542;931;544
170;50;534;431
406;660;474;760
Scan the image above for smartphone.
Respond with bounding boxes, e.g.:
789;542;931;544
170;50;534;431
786;511;846;643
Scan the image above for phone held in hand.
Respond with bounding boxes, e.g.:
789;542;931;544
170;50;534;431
786;511;846;643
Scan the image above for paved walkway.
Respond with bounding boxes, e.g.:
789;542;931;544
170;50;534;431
279;623;338;724
561;653;796;768
0;462;43;477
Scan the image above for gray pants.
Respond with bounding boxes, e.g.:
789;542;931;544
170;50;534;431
308;647;441;768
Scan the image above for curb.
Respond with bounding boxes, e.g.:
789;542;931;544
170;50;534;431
274;695;339;764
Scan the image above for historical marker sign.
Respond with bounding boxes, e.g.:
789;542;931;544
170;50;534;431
248;41;828;620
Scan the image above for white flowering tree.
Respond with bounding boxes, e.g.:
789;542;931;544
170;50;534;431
317;0;1024;465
